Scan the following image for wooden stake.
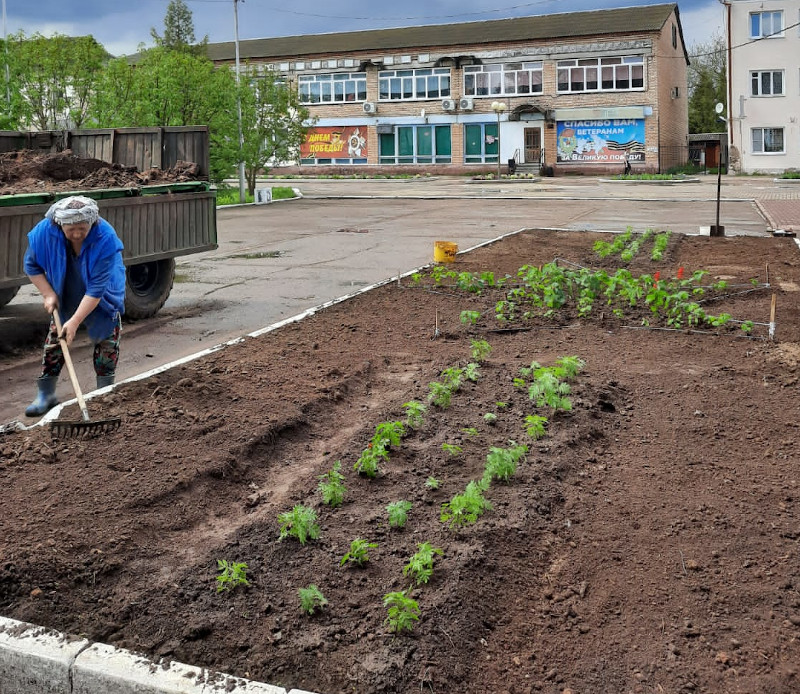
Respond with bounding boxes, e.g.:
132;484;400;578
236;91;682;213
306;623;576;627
766;261;770;286
769;293;777;341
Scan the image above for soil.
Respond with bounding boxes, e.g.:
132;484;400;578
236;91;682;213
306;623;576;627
0;150;202;195
2;229;800;694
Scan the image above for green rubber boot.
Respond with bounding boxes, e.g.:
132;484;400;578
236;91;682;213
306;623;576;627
25;375;59;417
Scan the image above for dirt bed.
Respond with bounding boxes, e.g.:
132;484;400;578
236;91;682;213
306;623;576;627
0;150;202;194
1;229;800;694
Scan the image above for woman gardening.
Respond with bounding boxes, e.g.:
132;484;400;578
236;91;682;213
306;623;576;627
23;196;126;417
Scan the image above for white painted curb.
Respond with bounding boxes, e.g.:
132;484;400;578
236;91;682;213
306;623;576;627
0;617;319;694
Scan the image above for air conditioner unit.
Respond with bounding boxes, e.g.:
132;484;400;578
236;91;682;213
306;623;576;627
670;86;680;99
442;98;457;112
459;96;474;111
363;101;378;114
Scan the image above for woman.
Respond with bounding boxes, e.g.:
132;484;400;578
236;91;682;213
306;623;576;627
23;196;126;417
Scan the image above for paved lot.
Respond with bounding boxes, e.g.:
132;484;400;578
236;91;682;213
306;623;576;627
1;175;795;423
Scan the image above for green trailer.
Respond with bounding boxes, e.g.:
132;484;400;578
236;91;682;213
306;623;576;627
0;126;217;319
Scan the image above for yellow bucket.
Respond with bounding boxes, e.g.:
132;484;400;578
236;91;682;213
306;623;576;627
434;241;458;263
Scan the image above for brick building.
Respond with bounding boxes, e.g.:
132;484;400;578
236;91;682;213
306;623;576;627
206;3;689;175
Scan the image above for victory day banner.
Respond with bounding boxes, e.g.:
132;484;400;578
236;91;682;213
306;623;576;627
301;127;368;159
556;119;645;164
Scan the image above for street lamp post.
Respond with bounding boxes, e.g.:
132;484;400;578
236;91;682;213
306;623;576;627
491;101;506;178
711;102;726;237
233;0;246;204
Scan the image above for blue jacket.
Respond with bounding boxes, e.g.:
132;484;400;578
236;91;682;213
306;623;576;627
24;217;126;340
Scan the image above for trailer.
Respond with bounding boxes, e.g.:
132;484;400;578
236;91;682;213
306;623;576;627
0;126;217;319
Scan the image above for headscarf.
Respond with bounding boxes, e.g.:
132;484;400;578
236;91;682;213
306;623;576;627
45;196;100;227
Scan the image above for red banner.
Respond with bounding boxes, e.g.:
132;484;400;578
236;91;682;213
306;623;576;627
301;126;368;159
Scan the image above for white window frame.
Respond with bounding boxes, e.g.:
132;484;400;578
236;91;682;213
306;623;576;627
378;68;451;101
751;127;785;154
556;56;645;93
751;70;784;96
463;62;543;97
298;72;367;104
750;10;783;38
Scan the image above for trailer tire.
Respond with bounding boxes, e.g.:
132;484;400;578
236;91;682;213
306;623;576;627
0;286;20;310
124;259;175;320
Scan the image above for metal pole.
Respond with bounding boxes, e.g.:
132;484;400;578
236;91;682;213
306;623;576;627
496;110;501;179
3;0;9;105
233;0;246;204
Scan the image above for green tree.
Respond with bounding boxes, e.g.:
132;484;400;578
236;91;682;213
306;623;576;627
687;34;726;133
150;0;208;54
238;67;314;195
5;32;108;129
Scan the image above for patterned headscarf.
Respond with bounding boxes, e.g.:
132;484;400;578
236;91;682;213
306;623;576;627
45;196;100;227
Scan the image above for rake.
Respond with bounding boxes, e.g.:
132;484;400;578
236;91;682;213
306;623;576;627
49;309;122;439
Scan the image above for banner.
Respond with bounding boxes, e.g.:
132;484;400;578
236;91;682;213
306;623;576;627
556;119;645;164
301;127;368;159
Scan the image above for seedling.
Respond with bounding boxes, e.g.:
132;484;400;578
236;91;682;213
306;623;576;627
470;338;492;362
403;542;444;586
441;479;492;530
441;443;462;457
440;366;464;391
461;427;478;436
524;414;548;440
460;310;481;326
463;362;480;382
483;412;497;425
483;442;528;484
354;446;383;478
278;505;321;545
373;421;405;449
428;381;453;408
513;377;527;389
425;476;440;490
387;500;413;528
318;460;347;507
215;560;250;593
495;402;508;409
340;538;377;567
741;320;754;334
383;590;420;633
529;371;572;411
409;272;422;286
403;400;427;429
298;585;328;615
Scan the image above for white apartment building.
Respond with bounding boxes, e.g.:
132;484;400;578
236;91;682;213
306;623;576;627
724;0;800;173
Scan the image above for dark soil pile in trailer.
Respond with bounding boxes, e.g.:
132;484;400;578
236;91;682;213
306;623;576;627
1;230;800;694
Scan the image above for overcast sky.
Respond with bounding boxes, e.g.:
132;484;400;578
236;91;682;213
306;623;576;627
5;0;723;57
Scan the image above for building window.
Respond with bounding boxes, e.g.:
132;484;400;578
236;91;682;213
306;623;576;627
463;62;543;97
298;73;367;104
751;127;784;153
672;24;677;49
557;56;644;93
464;123;499;163
751;70;784;96
378;68;451;101
379;125;451;163
750;11;783;38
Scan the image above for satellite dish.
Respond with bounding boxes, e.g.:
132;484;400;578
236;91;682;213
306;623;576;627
715;102;724;114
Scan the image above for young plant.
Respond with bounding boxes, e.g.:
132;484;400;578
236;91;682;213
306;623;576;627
529;371;572;411
354;446;384;478
441;443;462;457
470;338;492;362
440;479;492;530
373;421;405;449
403;542;444;586
461;427;478;436
298;585;328;615
460;310;481;326
463;362;481;383
483;442;528;484
403;400;427;429
340;538;377;567
440;366;464;391
318;460;346;507
483;412;498;425
278;505;321;545
524;414;548;440
554;355;586;381
428;381;454;408
383;590;420;633
215;560;250;593
387;500;413;528
425;476;440;490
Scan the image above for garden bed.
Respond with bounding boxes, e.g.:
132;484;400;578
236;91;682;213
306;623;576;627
2;229;800;694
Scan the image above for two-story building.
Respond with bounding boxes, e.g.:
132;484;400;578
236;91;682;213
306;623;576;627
206;3;689;175
723;0;800;174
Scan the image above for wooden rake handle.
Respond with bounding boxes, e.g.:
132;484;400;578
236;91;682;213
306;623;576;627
52;309;91;422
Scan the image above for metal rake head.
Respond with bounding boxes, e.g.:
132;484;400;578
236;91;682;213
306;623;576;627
50;417;122;439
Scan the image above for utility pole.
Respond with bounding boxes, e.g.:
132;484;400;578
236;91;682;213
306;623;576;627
233;0;246;203
3;0;10;105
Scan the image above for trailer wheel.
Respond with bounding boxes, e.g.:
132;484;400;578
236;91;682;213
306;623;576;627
124;259;175;320
0;286;20;310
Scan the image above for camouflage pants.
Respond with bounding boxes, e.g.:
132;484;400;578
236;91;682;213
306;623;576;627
39;314;121;378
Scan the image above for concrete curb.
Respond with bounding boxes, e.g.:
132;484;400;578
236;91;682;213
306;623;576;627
0;616;317;694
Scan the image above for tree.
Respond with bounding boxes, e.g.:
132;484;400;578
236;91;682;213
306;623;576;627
687;34;726;134
150;0;208;55
238;68;314;196
4;32;108;129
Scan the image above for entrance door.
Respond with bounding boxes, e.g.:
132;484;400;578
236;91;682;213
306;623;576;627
524;128;542;165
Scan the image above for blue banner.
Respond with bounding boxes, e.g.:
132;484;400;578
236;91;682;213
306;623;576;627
557;119;646;164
